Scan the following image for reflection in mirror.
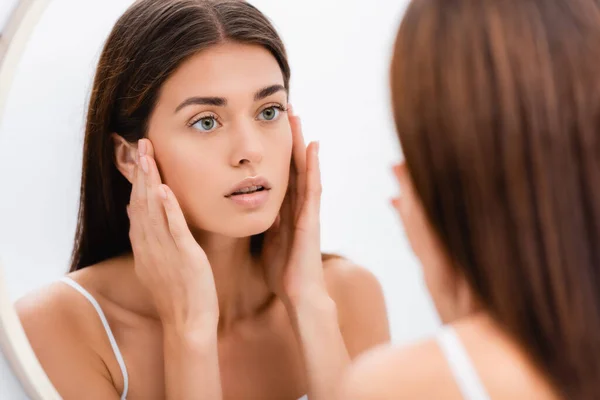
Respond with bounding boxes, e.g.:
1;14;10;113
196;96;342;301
0;0;437;399
1;0;62;398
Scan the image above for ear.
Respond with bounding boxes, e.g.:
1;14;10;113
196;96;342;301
391;162;415;221
112;133;138;184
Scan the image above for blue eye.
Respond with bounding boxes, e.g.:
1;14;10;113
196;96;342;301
191;116;220;132
258;106;281;121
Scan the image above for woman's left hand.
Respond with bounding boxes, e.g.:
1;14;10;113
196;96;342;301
262;105;329;309
263;108;351;400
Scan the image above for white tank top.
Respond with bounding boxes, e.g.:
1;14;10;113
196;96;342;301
436;326;491;400
61;277;309;400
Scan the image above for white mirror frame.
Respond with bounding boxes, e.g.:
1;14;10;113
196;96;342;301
0;0;61;398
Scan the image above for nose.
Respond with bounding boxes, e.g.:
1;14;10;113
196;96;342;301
230;124;264;167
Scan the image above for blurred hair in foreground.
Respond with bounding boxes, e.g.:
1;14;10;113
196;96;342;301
391;0;600;398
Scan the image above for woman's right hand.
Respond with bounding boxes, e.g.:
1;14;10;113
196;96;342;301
129;139;222;399
127;138;219;331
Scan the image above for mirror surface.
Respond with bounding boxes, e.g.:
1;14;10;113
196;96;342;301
0;0;439;397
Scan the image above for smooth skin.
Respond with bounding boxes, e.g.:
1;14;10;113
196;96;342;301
15;43;389;400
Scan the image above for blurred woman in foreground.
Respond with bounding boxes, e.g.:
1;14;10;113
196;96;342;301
340;0;600;398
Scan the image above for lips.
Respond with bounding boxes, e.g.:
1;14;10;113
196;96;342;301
230;185;265;195
225;176;272;197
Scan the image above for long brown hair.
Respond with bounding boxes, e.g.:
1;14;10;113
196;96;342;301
70;0;292;271
391;0;600;398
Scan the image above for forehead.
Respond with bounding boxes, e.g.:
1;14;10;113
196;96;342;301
159;42;285;104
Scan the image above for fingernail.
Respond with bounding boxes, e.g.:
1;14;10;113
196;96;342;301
315;141;320;155
160;185;168;200
138;140;146;157
140;155;149;174
288;103;294;116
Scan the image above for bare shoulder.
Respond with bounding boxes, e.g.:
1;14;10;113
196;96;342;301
340;319;560;400
16;279;91;343
15;274;120;399
322;257;390;357
16;267;113;342
322;256;383;297
339;338;463;400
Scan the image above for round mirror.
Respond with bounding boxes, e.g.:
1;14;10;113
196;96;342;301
1;2;61;399
0;1;438;398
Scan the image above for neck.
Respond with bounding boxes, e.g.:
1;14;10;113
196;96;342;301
194;232;274;331
119;233;273;333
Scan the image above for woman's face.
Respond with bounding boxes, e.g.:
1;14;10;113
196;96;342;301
147;42;292;238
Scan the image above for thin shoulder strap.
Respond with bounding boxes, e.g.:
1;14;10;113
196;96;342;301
437;326;491;400
60;277;129;400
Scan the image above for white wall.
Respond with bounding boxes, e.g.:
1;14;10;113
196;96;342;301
0;0;439;353
0;0;19;32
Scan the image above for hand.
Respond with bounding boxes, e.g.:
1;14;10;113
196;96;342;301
262;106;328;309
127;139;219;330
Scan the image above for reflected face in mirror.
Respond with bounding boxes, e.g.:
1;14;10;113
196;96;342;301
121;42;292;238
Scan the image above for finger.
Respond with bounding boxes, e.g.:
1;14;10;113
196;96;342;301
304;141;322;221
289;109;307;201
287;163;299;220
141;137;155;159
279;187;293;244
130;140;156;250
138;140;160;197
128;155;139;205
128;156;147;245
144;169;173;249
140;140;171;246
160;184;196;250
140;139;161;188
133;141;148;211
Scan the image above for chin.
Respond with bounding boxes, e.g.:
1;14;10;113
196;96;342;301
201;210;278;238
229;214;277;237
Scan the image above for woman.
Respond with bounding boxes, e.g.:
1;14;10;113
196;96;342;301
340;0;600;398
15;1;389;399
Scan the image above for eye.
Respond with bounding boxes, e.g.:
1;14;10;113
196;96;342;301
257;105;283;121
190;115;220;132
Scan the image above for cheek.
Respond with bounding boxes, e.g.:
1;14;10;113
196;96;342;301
272;127;293;166
277;134;293;182
155;146;219;204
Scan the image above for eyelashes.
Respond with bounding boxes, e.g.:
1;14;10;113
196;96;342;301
188;103;287;133
188;113;220;133
257;104;286;122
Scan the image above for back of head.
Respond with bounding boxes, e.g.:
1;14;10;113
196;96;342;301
391;0;600;398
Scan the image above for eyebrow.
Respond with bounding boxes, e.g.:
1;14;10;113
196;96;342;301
254;84;286;101
175;84;287;113
175;96;226;112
